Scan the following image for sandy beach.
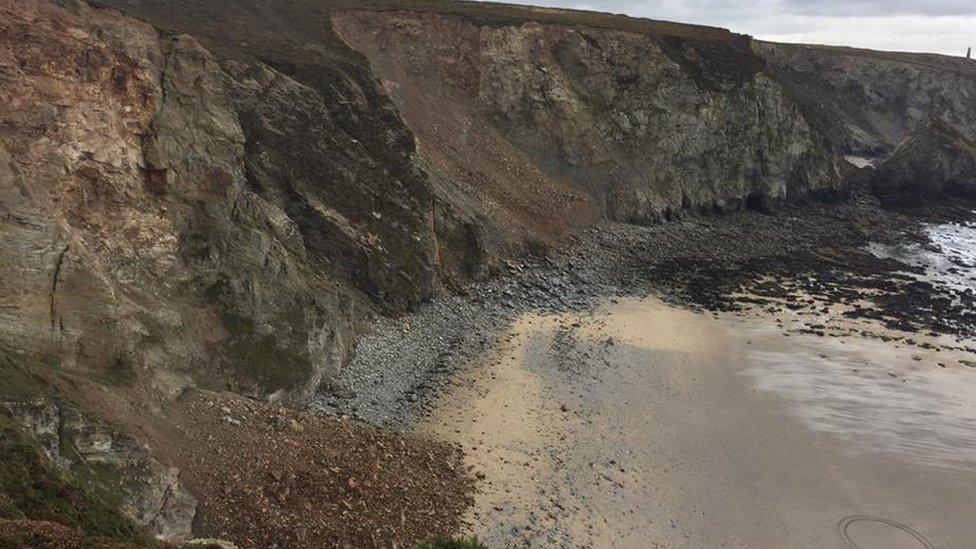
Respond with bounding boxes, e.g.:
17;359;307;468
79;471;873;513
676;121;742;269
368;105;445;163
421;297;976;548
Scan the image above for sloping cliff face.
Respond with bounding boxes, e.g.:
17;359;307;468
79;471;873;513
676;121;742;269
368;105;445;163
869;117;976;199
0;0;439;409
334;11;841;224
1;1;441;535
757;42;976;155
3;0;976;540
4;0;976;422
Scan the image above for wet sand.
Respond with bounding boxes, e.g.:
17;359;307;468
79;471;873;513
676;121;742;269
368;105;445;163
419;297;976;548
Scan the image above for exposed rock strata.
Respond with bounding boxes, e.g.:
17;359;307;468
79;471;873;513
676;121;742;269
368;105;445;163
334;11;841;225
757;42;976;154
869;117;976;199
0;0;440;408
2;398;196;540
4;0;964;411
0;3;443;537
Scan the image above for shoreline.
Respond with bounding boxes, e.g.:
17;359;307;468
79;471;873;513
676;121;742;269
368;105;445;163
419;296;976;547
312;198;976;428
310;197;976;547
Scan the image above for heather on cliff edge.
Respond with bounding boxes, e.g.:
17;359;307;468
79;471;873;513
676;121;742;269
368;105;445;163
0;412;151;547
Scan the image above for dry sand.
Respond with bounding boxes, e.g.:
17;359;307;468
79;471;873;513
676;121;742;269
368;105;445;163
419;297;976;548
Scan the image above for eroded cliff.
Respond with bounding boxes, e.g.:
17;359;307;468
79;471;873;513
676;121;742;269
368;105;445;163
757;42;976;156
2;0;976;542
870;117;976;200
1;1;441;536
334;10;841;226
5;0;963;411
0;0;444;410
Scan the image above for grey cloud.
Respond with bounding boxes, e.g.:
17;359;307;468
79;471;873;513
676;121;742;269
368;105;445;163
567;0;976;17
489;0;976;55
780;0;976;17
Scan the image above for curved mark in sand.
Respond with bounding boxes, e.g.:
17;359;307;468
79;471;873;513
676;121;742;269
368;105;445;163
837;515;934;549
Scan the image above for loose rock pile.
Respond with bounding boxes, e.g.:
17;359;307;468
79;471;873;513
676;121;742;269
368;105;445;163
164;389;473;548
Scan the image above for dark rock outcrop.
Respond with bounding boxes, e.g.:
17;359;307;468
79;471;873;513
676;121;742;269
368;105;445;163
870;118;976;200
757;42;976;156
2;398;196;540
0;0;441;409
334;11;841;227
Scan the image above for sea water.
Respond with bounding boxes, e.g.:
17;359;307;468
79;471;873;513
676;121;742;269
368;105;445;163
745;215;976;470
865;216;976;296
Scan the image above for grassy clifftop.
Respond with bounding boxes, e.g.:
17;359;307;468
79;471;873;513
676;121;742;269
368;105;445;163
87;0;753;83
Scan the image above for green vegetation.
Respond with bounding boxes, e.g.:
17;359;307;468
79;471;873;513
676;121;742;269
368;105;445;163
0;413;148;544
202;272;314;393
0;345;45;402
353;0;746;43
88;0;751;86
415;537;486;549
223;311;314;393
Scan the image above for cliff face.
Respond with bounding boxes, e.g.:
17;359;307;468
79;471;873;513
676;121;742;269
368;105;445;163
0;0;443;411
757;42;976;155
334;11;841;225
869;117;976;199
4;0;976;414
1;0;441;535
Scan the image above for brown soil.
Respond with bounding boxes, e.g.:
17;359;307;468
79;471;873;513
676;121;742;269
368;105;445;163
2;373;475;548
158;389;473;549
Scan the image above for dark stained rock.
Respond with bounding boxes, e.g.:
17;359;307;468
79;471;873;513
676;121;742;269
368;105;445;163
871;117;976;200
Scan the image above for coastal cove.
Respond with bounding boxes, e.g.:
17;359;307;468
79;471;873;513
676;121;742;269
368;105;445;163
318;204;976;547
3;0;976;545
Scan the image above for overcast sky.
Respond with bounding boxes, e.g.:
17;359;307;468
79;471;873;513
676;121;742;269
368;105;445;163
488;0;976;56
